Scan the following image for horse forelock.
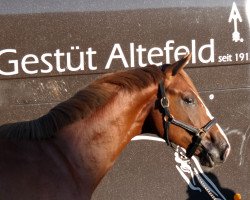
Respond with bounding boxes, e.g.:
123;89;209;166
0;65;163;140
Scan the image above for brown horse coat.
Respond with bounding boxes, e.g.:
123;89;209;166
0;55;230;200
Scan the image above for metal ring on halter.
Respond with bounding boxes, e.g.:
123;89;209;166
160;97;169;108
198;129;206;138
163;115;174;122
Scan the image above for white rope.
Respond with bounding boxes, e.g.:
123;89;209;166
131;135;227;200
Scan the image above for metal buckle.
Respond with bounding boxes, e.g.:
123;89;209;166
160;97;169;108
163;115;174;122
198;129;206;138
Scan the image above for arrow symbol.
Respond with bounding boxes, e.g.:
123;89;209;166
228;2;243;42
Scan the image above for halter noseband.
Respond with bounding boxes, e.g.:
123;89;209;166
158;80;217;158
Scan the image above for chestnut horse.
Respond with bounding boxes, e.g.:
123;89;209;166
0;54;230;200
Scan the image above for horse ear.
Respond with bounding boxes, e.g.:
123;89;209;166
162;53;192;77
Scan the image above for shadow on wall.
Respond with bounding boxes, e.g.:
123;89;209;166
186;172;235;200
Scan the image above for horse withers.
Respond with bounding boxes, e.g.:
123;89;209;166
0;54;230;200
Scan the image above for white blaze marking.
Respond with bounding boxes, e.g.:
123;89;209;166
197;94;231;148
196;95;213;120
216;124;231;147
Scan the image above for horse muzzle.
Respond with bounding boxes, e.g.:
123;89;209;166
199;134;230;168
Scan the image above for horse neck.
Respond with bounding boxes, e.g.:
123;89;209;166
56;84;158;192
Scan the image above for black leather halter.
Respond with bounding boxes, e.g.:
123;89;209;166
158;80;217;158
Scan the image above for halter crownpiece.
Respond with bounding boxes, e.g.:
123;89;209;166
158;80;217;158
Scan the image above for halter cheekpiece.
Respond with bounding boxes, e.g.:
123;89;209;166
158;78;217;158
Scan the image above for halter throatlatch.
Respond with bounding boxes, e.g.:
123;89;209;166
158;80;217;158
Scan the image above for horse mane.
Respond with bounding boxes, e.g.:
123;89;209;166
0;65;163;140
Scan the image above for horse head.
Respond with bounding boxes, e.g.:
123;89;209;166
149;54;230;168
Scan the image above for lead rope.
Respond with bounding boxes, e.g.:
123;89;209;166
176;150;225;200
194;171;218;200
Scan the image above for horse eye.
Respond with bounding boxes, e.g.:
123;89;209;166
183;97;195;105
